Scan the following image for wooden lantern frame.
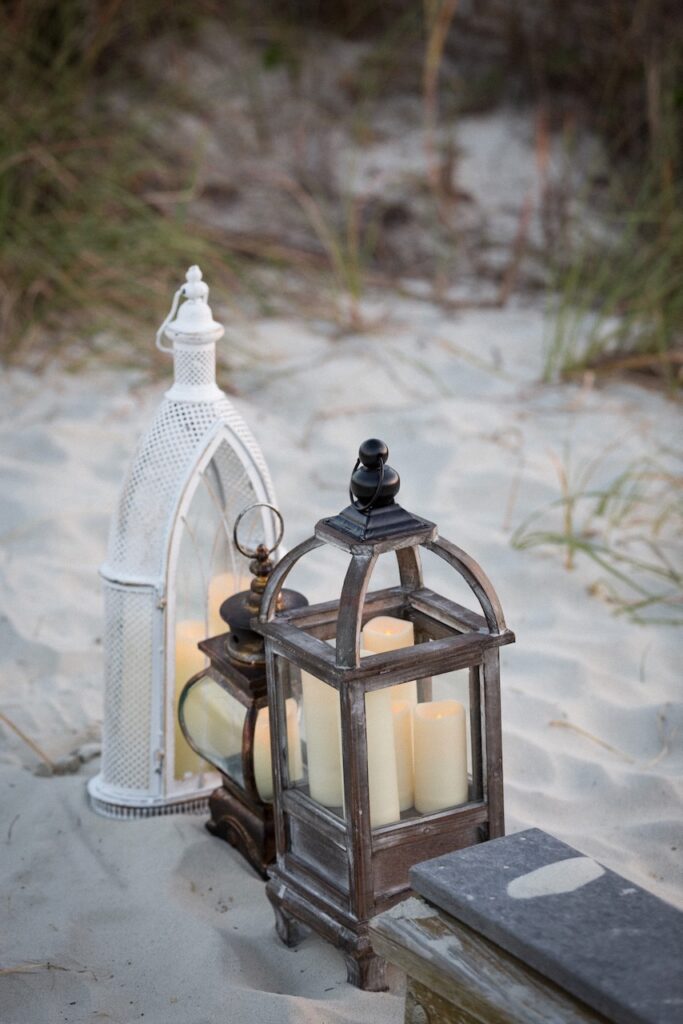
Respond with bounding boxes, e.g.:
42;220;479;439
256;505;515;991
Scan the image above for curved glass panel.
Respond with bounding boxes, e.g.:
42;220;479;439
179;675;246;787
172;440;262;779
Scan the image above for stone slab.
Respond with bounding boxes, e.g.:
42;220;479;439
410;828;683;1024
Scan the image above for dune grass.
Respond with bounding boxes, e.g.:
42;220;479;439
544;175;683;389
511;443;683;625
0;1;227;365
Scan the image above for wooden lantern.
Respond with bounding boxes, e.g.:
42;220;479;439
254;439;515;990
178;505;306;877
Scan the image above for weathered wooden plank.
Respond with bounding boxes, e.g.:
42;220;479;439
369;897;609;1024
408;586;489;634
411;830;683;1024
371;800;488;850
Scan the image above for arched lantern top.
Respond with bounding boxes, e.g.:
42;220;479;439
100;267;275;588
259;440;510;671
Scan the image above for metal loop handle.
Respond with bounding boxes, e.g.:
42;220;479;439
233;502;284;558
155;285;184;354
349;457;385;512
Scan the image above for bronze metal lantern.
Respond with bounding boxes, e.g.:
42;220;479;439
254;440;515;990
178;504;307;878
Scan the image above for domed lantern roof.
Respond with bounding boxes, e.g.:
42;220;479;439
88;267;278;818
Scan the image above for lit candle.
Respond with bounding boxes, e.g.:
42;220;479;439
253;698;303;802
301;671;344;809
362;616;417;706
174;620;208;778
207;571;237;636
392;700;414;811
413;700;468;814
365;687;401;827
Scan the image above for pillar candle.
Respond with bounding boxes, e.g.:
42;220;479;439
392;700;415;812
174;620;208;778
301;671;344;809
365;687;401;828
207;571;237;636
253;698;303;802
182;679;244;764
413;699;468;813
362;615;417;706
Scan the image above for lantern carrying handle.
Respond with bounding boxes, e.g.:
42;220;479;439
155;285;184;354
234;502;284;558
348;456;385;512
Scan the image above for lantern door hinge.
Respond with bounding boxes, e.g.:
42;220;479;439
153;749;165;774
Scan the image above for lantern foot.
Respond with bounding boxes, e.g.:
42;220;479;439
344;950;387;992
206;785;274;880
270;899;308;948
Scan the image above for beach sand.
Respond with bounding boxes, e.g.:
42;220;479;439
1;290;681;1023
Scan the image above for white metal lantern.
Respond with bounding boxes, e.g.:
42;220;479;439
88;266;277;818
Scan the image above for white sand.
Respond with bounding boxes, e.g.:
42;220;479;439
1;293;681;1022
1;85;682;1021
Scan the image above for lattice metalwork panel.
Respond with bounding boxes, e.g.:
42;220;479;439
173;346;216;388
101;583;155;792
106;395;274;582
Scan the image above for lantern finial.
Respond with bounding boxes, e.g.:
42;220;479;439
320;439;433;544
350;438;400;511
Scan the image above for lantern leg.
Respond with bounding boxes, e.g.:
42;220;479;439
344;949;387;992
266;883;307;947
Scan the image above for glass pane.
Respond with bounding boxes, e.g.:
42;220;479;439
174;622;209;779
171;440;262;779
365;687;401;828
253;697;303;802
405;667;473;818
292;662;344;818
360;665;475;827
179;674;246;786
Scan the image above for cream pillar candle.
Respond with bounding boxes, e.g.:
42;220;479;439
181;678;243;764
365;687;401;828
207;571;236;636
174;619;208;778
301;671;344;809
413;699;468;813
253;698;303;802
362;616;417;706
392;700;415;812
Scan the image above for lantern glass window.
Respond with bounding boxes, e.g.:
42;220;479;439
172;445;261;780
360;665;478;829
270;657;340;812
178;674;246;785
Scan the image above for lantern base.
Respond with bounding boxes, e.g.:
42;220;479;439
265;870;388;992
87;773;214;819
206;785;274;879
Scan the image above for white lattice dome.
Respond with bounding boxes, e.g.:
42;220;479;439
88;267;278;818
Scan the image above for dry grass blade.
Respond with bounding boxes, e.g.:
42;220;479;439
0;711;54;768
511;444;683;625
548;720;634;763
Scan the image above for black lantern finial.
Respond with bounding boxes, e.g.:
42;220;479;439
326;439;432;543
349;439;400;511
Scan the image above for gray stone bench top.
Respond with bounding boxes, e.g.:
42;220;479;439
410;828;683;1024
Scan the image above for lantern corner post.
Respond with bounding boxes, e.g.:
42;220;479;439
482;647;505;839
